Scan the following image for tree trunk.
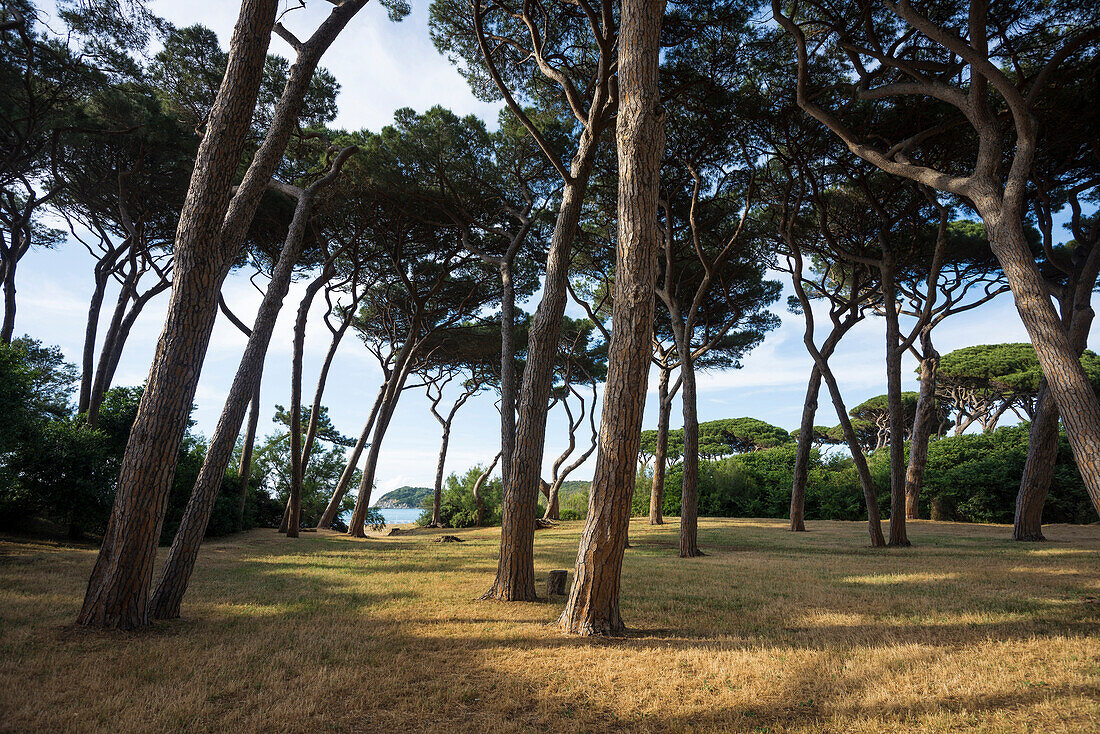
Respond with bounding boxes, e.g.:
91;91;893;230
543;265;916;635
1014;383;1058;541
790;321;854;531
318;383;385;529
149;165;322;620
983;213;1100;516
1;240;18;344
237;379;261;530
677;351;702;557
905;331;939;520
789;364;820;532
347;347;414;536
649;366;671;524
430;424;451;527
499;262;516;499
559;0;664;635
76;0;278;631
882;265;909;547
287;271;331;538
483;141;597;602
78;268;112;415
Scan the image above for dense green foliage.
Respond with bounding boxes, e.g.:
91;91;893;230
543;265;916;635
631;425;1090;526
0;340;282;540
417;465;503;528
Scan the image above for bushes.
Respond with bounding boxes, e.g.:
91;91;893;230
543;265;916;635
638;425;1090;526
418;465;503;528
921;425;1091;524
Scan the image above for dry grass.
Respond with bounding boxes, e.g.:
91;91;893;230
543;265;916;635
1;517;1098;733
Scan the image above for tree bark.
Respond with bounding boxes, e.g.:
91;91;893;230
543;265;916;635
237;378;261;530
77;0;279;630
499;262;516;501
286;268;333;538
559;0;664;634
649;365;671;524
483;144;596;601
982;213;1100;518
431;423;451;527
1014;384;1058;540
78;0;369;629
148;147;351;620
905;330;939;520
318;383;385;529
676;342;702;557
347;346;415;536
789;365;820;532
882;261;909;547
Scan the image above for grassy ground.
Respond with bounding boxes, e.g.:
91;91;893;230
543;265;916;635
1;517;1098;733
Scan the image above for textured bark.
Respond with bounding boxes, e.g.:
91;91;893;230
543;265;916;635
882;262;909;547
149;148;351;619
347;346;415;536
559;0;664;635
905;333;939;520
789;365;820;532
1;252;16;344
1014;384;1058;540
78;267;112;415
237;379;261;530
286;268;332;537
77;0;279;630
318;384;385;529
982;213;1100;516
789;322;854;531
499;261;517;498
78;0;369;629
483;154;595;601
648;366;672;524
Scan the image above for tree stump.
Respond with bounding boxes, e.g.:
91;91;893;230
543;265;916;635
547;569;567;597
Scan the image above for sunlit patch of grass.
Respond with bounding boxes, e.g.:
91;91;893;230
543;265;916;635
1;518;1098;732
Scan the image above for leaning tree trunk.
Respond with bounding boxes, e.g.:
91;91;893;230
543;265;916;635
483;140;597;602
1;233;23;344
984;214;1100;517
236;379;262;530
882;266;909;547
76;0;278;631
78;266;113;415
789;365;821;532
473;451;500;527
904;330;939;520
318;383;385;529
1013;277;1095;540
430;421;452;528
347;346;415;536
148;158;330;620
790;322;853;531
78;0;370;628
286;270;332;538
559;0;664;635
1014;384;1059;541
649;366;671;524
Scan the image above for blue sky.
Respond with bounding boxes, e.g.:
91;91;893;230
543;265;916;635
21;0;1097;497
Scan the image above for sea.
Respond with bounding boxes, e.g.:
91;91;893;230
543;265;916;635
339;507;423;526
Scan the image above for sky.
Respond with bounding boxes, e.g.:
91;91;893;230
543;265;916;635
19;0;1098;499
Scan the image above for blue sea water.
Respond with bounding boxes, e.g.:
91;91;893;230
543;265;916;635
375;507;423;525
339;507;423;526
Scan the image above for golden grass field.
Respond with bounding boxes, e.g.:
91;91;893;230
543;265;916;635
1;517;1098;733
